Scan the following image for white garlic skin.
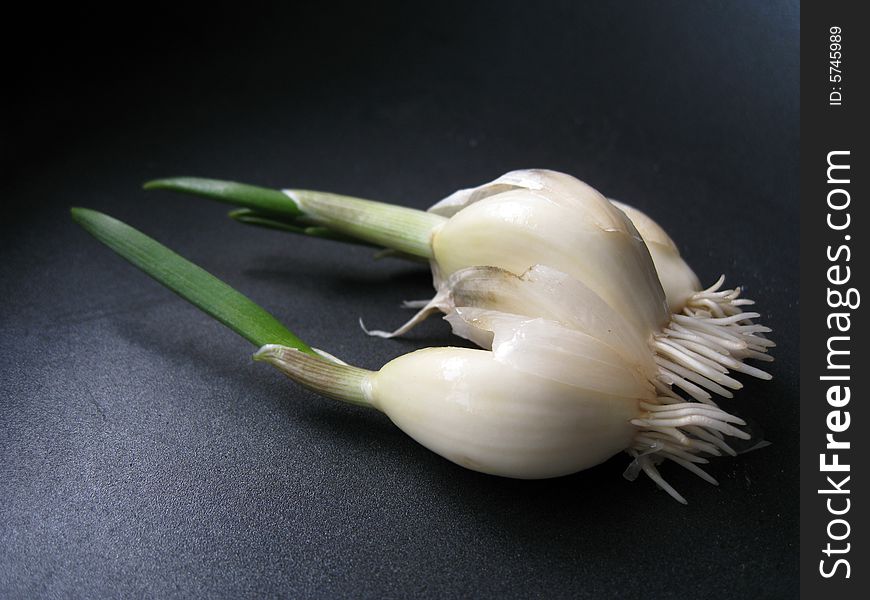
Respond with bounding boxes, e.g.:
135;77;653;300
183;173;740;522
427;169;701;318
430;180;669;338
609;200;702;313
366;346;639;479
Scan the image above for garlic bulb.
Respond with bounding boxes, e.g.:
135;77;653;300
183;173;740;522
256;317;749;503
365;170;773;405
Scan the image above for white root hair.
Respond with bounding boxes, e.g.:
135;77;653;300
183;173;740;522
626;401;751;504
630;277;772;502
653;276;774;406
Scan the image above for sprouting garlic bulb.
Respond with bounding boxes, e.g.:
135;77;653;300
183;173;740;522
73;205;756;505
280;171;768;501
368;169;773;406
256;315;749;503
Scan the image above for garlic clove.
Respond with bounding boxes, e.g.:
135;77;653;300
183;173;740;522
431;187;669;338
370;346;640;479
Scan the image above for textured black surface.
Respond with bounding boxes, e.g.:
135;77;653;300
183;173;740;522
2;2;799;598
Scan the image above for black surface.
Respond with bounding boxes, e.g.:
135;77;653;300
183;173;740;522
1;3;799;598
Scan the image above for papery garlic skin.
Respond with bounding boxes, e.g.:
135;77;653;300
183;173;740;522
443;265;657;377
607;199;774;367
609;200;701;313
430;179;668;339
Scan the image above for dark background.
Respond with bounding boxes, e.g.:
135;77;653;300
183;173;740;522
2;2;799;598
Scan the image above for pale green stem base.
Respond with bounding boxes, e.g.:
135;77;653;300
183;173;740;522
254;344;375;409
284;189;447;259
144;177;447;259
